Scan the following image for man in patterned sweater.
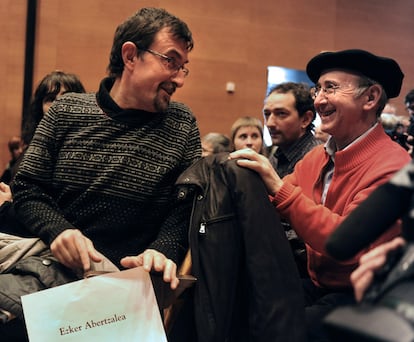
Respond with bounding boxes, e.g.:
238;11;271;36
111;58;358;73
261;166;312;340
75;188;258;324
12;8;201;291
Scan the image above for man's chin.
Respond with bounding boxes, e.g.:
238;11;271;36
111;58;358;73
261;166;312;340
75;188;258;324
271;138;282;146
154;97;170;113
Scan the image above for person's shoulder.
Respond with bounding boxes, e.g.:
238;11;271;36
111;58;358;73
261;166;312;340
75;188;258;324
301;132;322;152
48;92;101;119
168;101;195;118
302;143;325;157
59;92;94;103
53;92;95;108
380;139;411;163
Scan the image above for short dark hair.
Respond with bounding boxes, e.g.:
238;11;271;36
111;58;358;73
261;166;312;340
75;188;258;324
267;82;316;132
108;7;194;78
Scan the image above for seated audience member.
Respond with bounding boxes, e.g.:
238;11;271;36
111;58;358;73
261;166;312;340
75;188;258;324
0;72;86;237
2;7;200;341
230;116;265;154
229;49;411;341
263;81;320;278
22;71;86;147
201;132;231;156
0;136;24;184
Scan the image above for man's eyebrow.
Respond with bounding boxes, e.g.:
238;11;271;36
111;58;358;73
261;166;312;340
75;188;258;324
166;49;188;63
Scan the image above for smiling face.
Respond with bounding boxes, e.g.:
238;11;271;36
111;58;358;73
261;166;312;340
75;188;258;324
313;70;375;149
112;27;189;113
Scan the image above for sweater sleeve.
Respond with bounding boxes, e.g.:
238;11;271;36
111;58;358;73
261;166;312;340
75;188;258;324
12;105;74;245
149;111;202;263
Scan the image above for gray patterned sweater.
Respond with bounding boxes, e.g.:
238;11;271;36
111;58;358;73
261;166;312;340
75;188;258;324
12;78;201;267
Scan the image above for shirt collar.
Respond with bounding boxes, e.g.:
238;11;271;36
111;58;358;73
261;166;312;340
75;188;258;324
325;122;378;160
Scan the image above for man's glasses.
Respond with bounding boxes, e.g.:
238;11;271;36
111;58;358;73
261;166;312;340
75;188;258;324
310;84;340;100
310;81;373;100
144;49;189;77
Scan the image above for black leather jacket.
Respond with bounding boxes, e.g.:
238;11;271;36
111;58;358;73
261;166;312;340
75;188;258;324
0;255;78;319
175;153;305;342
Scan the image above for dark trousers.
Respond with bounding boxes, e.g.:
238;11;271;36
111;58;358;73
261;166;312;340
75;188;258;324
303;278;356;342
0;318;28;342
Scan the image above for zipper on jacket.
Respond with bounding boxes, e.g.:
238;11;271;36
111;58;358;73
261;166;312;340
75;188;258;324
199;214;235;235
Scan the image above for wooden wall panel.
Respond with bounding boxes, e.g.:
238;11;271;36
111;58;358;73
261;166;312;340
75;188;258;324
335;0;414;113
1;0;414;171
0;1;26;172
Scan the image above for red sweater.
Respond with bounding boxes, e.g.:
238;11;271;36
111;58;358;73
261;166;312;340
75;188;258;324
274;124;411;289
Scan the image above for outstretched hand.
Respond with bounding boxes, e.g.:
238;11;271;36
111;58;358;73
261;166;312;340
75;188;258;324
121;249;179;290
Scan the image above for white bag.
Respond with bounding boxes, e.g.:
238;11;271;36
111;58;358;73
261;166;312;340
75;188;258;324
21;267;167;342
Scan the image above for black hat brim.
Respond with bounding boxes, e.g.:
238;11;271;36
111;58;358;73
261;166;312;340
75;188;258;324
306;49;404;98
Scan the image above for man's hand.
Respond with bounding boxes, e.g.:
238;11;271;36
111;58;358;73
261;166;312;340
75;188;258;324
120;249;179;290
228;148;283;196
350;237;406;302
50;229;102;272
0;182;12;205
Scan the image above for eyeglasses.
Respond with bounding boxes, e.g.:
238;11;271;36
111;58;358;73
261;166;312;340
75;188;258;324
310;84;341;100
144;49;189;77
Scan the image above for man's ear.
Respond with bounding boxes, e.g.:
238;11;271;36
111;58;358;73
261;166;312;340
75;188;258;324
121;42;138;68
363;84;382;111
301;110;315;129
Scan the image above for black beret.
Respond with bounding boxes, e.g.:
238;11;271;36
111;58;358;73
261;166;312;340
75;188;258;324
306;49;404;98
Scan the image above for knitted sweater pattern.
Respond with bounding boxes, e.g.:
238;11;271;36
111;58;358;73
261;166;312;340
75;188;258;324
274;124;411;289
13;85;201;267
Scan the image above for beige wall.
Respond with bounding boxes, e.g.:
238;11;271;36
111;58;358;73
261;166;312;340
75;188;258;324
1;0;414;170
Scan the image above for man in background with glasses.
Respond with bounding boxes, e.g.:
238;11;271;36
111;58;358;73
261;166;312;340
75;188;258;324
2;7;200;340
230;49;411;341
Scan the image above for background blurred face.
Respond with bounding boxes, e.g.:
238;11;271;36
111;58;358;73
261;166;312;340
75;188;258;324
263;92;306;147
201;141;214;156
42;86;67;114
233;126;263;153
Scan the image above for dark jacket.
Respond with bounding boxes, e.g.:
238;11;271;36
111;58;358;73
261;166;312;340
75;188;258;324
174;153;305;342
0;255;79;319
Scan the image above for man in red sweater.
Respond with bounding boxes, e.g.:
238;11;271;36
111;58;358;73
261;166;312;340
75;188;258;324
229;49;411;341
